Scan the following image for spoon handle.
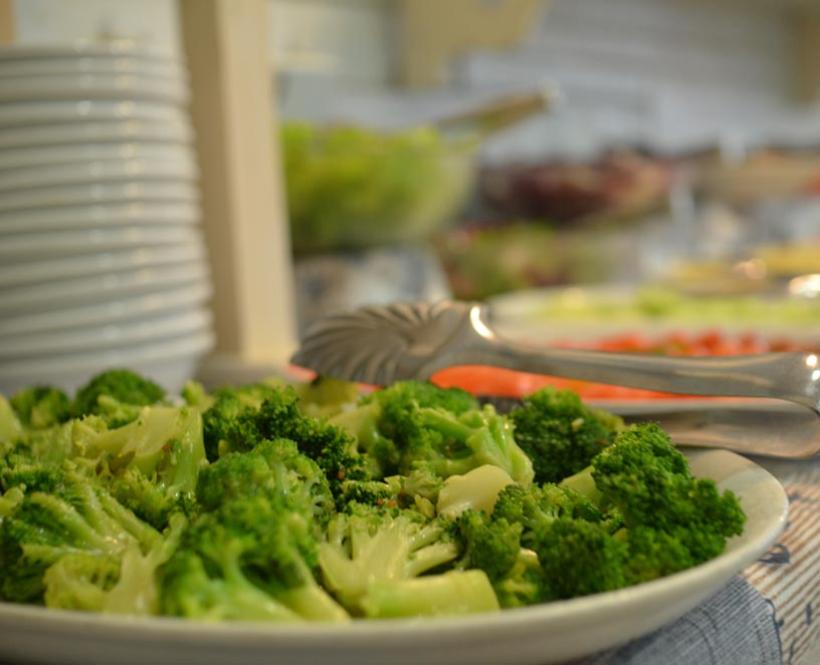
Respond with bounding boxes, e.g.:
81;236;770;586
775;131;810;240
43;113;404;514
460;339;820;414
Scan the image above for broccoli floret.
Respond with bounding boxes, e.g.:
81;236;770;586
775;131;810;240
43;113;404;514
556;423;746;584
71;369;165;420
318;503;458;614
330;401;400;478
492;548;547;608
196;438;334;524
591;424;745;559
79;405;207;515
493;482;603;548
200;383;281;460
294;376;360;418
180;381;215;411
0;396;24;447
42;513;187;615
42;552;120;611
337;478;399;510
106;468;193;530
452;509;526;603
510;388;623;483
532;517;629;600
0;463;160;603
160;494;349;622
339;466;445;516
403;405;534;485
250;390;367;501
9;387;71;430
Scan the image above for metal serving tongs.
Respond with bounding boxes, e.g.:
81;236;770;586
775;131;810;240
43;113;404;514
291;301;820;459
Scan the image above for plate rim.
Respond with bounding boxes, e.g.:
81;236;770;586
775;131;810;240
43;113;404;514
0;448;789;660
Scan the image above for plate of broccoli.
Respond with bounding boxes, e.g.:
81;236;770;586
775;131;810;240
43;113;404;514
0;371;787;665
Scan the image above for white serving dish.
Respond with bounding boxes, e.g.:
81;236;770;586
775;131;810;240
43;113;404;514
0;100;187;127
0;282;211;337
0;331;214;395
488;286;820;343
0;307;211;359
0;72;189;104
0;57;186;80
0;180;199;213
0;141;194;169
0;241;205;288
0;448;787;665
0;118;192;149
0;43;179;62
0;157;197;192
0;225;204;262
0;200;199;233
0;263;209;314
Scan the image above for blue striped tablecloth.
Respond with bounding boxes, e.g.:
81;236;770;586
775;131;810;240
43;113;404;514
571;456;820;665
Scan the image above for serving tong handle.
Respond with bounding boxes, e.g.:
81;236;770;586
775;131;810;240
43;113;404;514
292;301;820;416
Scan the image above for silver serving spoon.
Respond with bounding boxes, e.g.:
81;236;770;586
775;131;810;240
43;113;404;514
292;300;820;458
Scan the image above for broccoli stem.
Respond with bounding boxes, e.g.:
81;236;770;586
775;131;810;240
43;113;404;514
360;570;500;618
278;586;351;622
559;466;601;504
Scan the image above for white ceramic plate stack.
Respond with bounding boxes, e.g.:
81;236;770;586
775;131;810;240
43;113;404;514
0;44;214;395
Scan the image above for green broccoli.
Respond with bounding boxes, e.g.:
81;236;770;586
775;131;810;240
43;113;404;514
360;569;500;619
294;376;360;418
318;503;459;614
332;381;479;477
510;387;623;483
593;424;745;568
531;517;629;600
160;494;349;622
493;482;604;547
0;462;160;603
559;423;745;582
71;369;166;420
196;438;334;524
200;383;281;460
250;390;367;501
43;513;187;615
0;395;24;445
9;387;71;430
450;509;544;608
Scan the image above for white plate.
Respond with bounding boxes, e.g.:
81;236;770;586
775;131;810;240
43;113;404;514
0;100;186;127
488;286;820;343
0;118;192;149
0;261;209;314
0;307;212;358
0;73;189;104
0;241;205;288
0;180;198;213
0;331;213;396
0;225;204;262
0;141;194;169
0;448;787;665
0;201;199;234
0;157;197;192
0;57;185;80
0;282;211;337
0;43;179;63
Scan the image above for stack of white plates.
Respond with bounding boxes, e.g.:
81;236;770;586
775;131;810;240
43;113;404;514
0;44;214;395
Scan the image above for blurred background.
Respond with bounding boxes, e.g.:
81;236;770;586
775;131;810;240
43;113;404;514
0;0;818;398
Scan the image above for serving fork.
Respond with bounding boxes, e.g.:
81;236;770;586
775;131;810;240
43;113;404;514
291;300;820;458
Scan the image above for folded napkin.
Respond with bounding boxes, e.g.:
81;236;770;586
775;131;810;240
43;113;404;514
571;457;820;665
